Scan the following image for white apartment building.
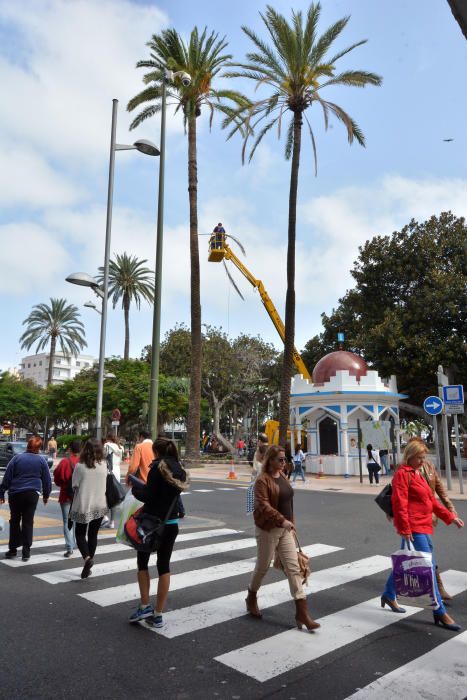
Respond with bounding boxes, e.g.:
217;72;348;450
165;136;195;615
19;352;97;388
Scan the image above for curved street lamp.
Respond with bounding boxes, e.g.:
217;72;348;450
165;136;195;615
67;99;160;440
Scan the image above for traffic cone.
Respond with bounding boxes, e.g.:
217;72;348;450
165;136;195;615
227;458;237;480
316;458;325;479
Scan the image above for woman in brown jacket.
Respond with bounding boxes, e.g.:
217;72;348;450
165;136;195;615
411;438;457;602
245;444;320;631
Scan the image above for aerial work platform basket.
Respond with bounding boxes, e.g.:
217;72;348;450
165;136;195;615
208;232;226;262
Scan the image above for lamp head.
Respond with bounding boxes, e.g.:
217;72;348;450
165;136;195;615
134;139;160;157
66;272;100;289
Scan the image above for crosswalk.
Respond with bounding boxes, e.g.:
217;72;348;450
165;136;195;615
1;526;466;696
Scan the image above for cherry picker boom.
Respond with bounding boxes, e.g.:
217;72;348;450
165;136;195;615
208;232;312;381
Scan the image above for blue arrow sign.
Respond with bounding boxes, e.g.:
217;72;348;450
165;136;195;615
423;396;443;416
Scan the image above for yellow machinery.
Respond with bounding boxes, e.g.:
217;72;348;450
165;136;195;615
208;234;312;381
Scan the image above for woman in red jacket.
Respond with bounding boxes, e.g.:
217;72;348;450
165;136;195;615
381;440;464;630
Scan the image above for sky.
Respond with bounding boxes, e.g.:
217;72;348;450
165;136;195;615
1;0;466;372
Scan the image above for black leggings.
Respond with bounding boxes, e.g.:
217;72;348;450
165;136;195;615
75;518;103;559
137;524;178;576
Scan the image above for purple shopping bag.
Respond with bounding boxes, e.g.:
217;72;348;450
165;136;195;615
391;541;439;610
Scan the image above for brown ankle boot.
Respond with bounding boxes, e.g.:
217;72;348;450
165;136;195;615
436;568;452;602
245;588;262;618
294;598;320;631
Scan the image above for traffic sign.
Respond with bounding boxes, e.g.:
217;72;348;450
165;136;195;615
111;420;120;427
423;396;443;416
442;385;464;404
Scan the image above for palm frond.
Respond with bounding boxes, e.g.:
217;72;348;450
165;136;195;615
225;234;246;256
304;113;318;175
223;260;245;300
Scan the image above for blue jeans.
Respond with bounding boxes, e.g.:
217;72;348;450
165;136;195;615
292;462;305;482
380;453;390;475
383;533;445;616
60;502;76;553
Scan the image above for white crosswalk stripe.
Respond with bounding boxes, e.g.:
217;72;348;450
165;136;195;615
346;629;467;699
79;543;341;607
35;536;258;584
146;555;390;639
3;524;467;697
0;528;241;567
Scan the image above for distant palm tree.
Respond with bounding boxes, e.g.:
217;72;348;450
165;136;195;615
20;298;86;386
223;4;382;444
97;253;154;360
127;26;249;457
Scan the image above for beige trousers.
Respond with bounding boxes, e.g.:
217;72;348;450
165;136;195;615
249;526;305;600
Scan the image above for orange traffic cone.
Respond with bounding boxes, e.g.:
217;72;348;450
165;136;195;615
227;458;238;480
316;458;325;479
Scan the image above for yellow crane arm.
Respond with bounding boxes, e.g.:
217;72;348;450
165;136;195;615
223;244;312;381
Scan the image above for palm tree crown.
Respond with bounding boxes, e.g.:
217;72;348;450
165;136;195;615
97;253;154;360
224;3;382;168
127;26;249;454
127;26;249;127
20;298;86;386
223;3;382;445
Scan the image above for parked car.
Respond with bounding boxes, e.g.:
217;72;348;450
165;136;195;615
0;441;54;472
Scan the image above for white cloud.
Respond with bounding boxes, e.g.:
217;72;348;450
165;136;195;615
0;0;181;169
0;147;85;207
0;221;70;294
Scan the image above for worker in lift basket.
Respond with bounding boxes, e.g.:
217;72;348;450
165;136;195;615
211;222;225;249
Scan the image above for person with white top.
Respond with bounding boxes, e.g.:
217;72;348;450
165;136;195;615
292;444;306;483
102;433;124;529
366;443;382;485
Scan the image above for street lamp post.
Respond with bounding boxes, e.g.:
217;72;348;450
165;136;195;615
148;69;191;438
67;99;159;440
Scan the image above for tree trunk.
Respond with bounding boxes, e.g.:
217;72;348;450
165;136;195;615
278;111;302;446
47;335;57;386
185;116;202;460
123;293;130;360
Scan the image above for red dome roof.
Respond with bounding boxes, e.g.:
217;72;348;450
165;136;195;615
313;350;368;384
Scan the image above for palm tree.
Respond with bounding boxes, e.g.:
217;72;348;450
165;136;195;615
20;298;86;386
127;26;249;458
97;253;154;360
223;4;382;444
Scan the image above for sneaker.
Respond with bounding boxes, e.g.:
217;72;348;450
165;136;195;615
4;550;17;559
22;553;30;562
147;614;164;628
128;605;154;623
64;551;73;558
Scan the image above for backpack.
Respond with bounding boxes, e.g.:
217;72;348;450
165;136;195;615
106;445;114;472
66;458;76;499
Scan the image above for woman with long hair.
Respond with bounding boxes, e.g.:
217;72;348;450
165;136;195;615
128;437;188;627
69;438;108;579
381;440;464;630
102;432;124;529
0;436;51;561
366;444;382;485
246;444;320;631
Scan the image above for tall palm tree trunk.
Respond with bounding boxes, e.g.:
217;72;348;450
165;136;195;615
279;112;302;446
185;116;202;459
123;293;130;360
47;335;57;386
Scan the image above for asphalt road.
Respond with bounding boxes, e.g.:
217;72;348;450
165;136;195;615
1;483;466;700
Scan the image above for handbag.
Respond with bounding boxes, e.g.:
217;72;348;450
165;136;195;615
124;495;178;553
391;540;439;609
246;480;255;514
375;483;393;517
106;466;126;509
273;531;311;584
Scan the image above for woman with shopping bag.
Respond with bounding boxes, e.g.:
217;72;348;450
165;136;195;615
381;440;464;630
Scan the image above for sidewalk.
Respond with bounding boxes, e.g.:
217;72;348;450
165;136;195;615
189;463;467;501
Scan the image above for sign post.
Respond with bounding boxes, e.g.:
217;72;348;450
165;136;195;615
437;366;452;490
442;385;464;495
423;396;443;474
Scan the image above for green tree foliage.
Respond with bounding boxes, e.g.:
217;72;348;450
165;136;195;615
309;212;467;405
0;372;46;432
223;3;381;444
128;26;249;458
45;358;189;436
97;253;154;360
20;298;86;386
